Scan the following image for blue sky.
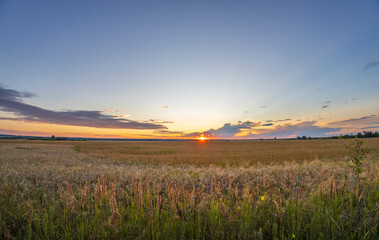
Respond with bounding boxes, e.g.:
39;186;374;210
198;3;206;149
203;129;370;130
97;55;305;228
0;0;378;138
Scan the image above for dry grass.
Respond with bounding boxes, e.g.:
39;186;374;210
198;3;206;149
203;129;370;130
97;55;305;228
0;139;377;190
1;138;378;167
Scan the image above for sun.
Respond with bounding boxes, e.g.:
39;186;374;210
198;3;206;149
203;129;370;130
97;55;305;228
195;134;209;141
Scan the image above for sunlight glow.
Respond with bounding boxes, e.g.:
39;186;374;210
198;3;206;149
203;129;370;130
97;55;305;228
195;134;209;141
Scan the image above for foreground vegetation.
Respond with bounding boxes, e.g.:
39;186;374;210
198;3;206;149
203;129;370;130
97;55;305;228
0;139;378;239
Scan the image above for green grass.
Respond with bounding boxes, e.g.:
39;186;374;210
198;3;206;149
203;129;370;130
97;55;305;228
0;176;378;239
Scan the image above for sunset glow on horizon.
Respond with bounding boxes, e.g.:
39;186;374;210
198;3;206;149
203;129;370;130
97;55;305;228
195;134;210;141
0;1;378;139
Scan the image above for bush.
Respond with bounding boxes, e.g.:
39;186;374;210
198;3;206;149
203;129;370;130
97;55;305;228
346;138;370;183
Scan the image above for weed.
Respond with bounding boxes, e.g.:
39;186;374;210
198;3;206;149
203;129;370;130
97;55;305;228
74;145;81;152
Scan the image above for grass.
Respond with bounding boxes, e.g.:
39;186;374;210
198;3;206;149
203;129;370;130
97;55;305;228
0;139;378;239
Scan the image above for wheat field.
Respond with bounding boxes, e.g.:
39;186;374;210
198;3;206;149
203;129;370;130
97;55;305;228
0;139;378;239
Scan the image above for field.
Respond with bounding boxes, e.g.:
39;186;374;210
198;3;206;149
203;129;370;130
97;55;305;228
0;139;378;239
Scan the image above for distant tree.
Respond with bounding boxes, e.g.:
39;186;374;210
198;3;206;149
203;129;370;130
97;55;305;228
364;131;373;138
302;136;307;140
357;132;363;138
297;136;301;140
51;135;55;140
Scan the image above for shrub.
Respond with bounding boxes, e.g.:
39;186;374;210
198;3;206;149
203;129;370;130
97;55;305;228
346;138;370;183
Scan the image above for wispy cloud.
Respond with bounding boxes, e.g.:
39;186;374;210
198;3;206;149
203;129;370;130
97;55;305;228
161;105;168;109
154;129;183;135
323;115;379;135
147;119;174;124
345;98;359;104
328;115;378;127
265;119;292;123
0;86;167;130
0;128;50;136
321;105;330;109
363;61;379;71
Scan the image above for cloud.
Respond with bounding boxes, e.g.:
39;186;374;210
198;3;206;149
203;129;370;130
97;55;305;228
161;105;168;109
185;120;341;139
328;115;378;127
324;115;379;135
260;106;267;108
147;119;174;124
0;86;37;101
324;101;331;104
184;121;260;138
0;128;50;136
251;121;341;138
321;105;330;109
266;119;292;123
0;86;167;130
184;113;378;139
154;129;183;135
363;61;379;71
276;118;292;122
345;98;359;104
184;112;379;139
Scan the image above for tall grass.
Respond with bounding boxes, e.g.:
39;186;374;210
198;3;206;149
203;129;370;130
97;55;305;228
0;140;378;239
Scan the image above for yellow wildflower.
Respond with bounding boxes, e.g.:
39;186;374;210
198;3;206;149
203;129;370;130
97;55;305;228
292;233;295;239
260;195;265;201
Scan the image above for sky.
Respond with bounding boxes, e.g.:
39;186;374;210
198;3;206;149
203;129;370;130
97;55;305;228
0;0;378;139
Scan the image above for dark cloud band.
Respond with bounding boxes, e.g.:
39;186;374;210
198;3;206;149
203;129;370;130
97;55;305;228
0;86;166;130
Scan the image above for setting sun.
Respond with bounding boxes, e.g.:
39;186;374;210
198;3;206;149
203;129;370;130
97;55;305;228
195;135;209;141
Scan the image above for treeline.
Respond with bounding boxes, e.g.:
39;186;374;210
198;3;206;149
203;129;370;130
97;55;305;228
0;135;71;141
330;131;379;139
295;131;379;140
